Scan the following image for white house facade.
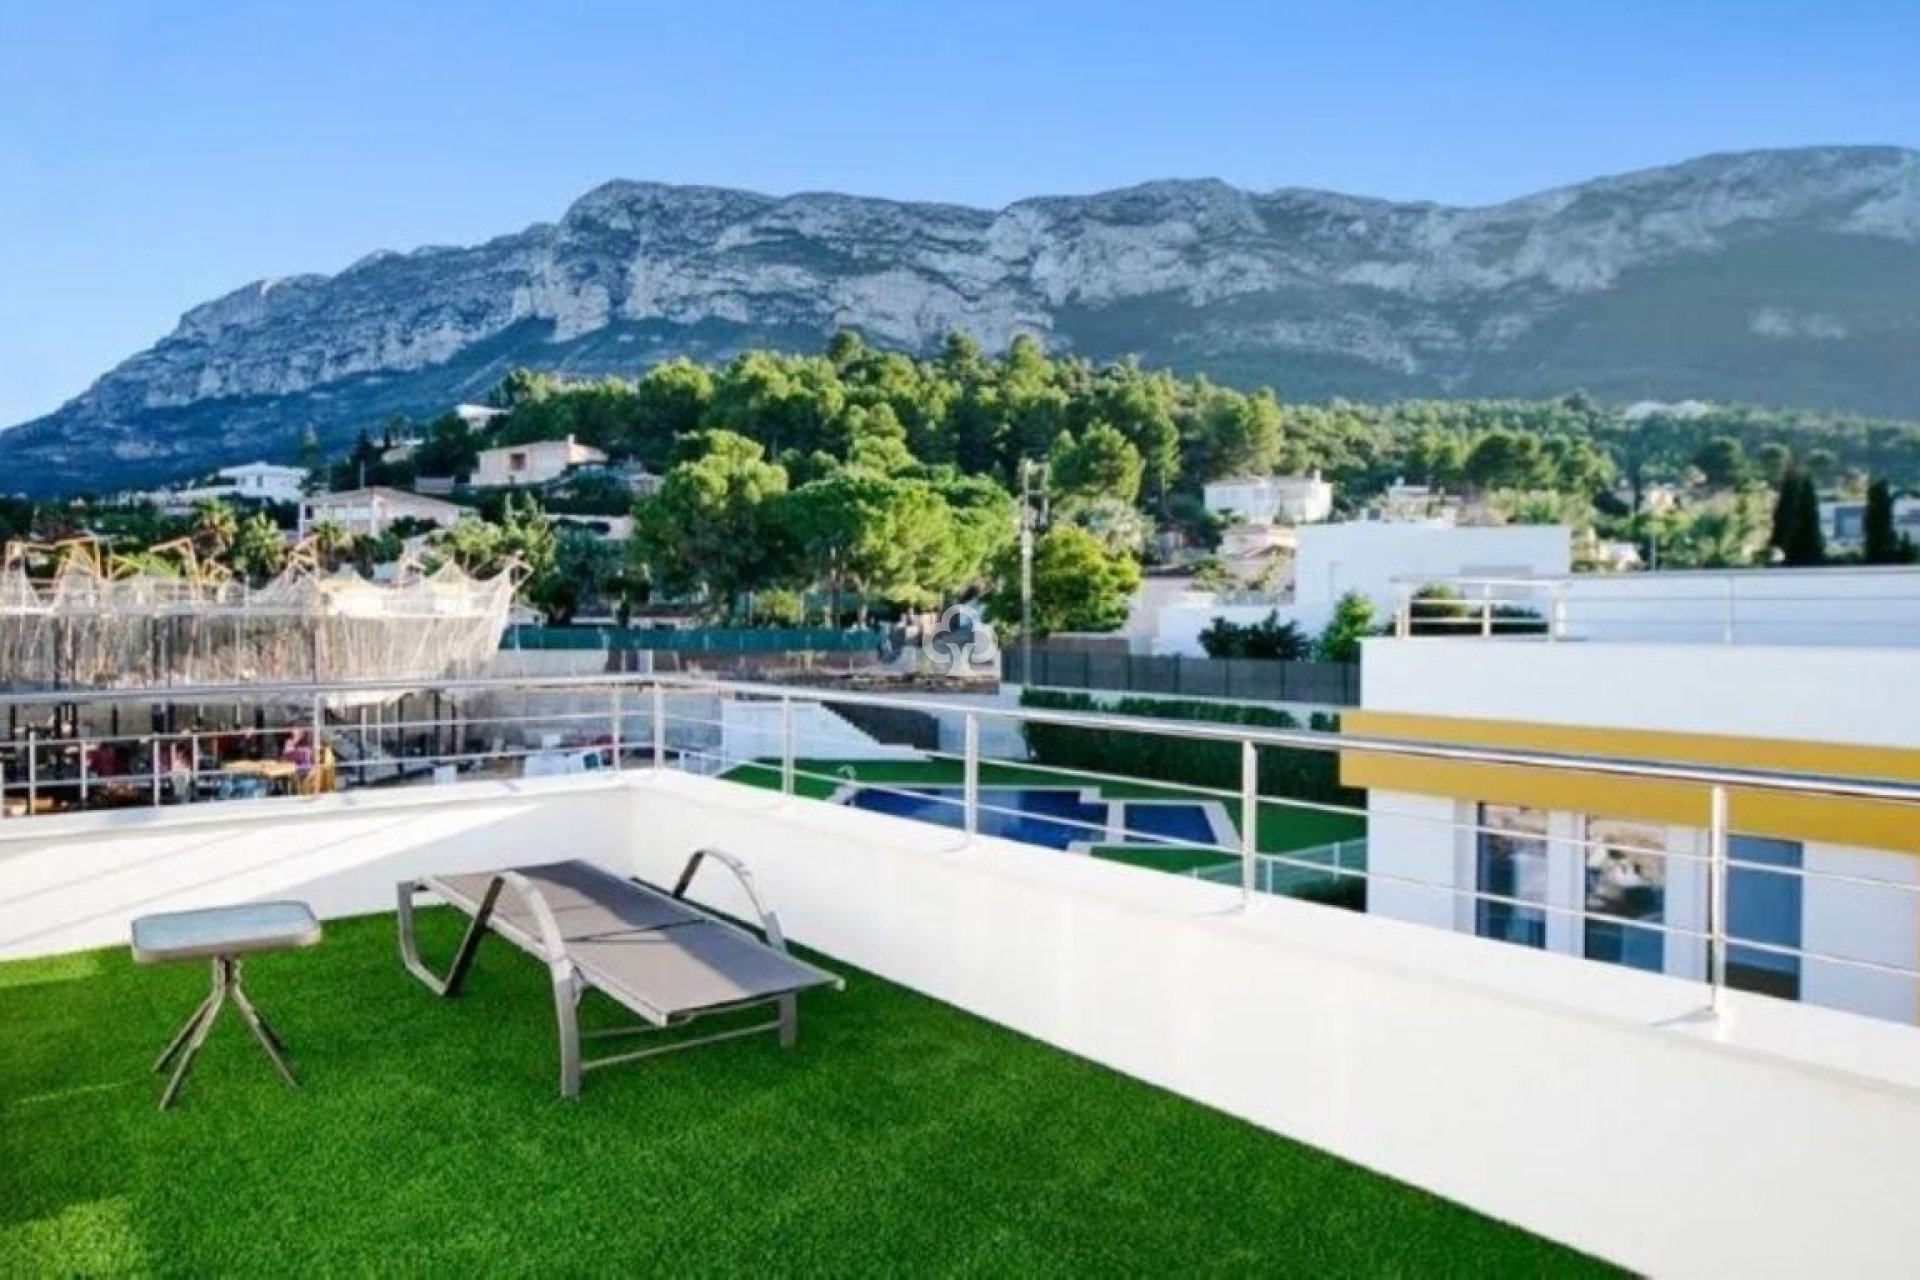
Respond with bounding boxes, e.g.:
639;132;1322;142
471;436;608;488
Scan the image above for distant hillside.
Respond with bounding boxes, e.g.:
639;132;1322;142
5;145;1920;495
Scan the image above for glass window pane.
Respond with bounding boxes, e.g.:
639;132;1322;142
1583;818;1667;973
1727;835;1802;1000
1477;804;1547;949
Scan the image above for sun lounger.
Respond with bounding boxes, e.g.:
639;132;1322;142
397;852;841;1097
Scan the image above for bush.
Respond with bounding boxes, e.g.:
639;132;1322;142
1019;688;1358;808
1196;610;1313;660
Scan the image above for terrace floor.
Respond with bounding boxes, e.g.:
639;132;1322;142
1;911;1605;1276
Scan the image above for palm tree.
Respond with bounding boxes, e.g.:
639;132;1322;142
230;512;288;584
191;499;238;558
307;520;351;570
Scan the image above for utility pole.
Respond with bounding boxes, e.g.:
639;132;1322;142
1017;457;1049;687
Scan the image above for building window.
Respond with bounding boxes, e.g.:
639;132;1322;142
1727;835;1802;1000
1476;804;1548;948
1583;818;1667;973
510;451;529;472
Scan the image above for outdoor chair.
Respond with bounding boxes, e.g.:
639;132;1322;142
397;853;841;1097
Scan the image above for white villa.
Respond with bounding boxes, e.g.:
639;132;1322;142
298;486;471;538
1203;471;1333;526
472;436;609;488
137;461;310;512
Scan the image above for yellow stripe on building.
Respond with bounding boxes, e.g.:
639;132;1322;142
1341;711;1920;856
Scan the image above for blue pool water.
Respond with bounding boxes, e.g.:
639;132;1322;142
845;786;1219;850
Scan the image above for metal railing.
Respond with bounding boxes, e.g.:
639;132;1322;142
5;670;1920;1026
1392;568;1920;646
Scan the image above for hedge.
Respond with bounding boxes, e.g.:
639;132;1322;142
1018;689;1360;809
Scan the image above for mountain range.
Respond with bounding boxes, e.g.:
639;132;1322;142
5;145;1920;495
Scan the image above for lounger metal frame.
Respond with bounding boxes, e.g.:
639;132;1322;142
397;849;839;1097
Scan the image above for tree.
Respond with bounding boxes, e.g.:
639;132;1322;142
1862;478;1914;564
1692;437;1751;490
191;500;239;560
781;469;955;620
306;520;352;570
1197;611;1312;661
1315;591;1377;663
528;524;618;624
1769;465;1826;566
1050;423;1143;509
229;512;287;584
1755;442;1794;487
629;358;715;468
631;430;789;612
985;524;1139;636
1190;388;1282;481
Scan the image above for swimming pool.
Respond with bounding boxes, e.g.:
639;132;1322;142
843;786;1229;853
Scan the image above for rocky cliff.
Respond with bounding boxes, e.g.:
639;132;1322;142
6;146;1920;493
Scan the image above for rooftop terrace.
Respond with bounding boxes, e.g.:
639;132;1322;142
8;673;1920;1275
0;912;1598;1275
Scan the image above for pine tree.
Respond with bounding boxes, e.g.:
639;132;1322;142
1863;478;1904;564
1770;465;1826;567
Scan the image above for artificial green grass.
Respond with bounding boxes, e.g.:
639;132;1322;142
0;914;1611;1277
721;757;1366;876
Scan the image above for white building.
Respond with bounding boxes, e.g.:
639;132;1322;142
139;461;310;512
471;436;608;488
214;462;309;505
1150;522;1572;655
298;487;471;538
452;403;511;431
1352;567;1920;1025
1203;471;1333;526
1821;494;1920;551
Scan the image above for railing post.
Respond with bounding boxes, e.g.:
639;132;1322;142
1240;739;1258;904
311;694;325;794
189;732;200;803
963;712;980;838
609;685;623;773
780;695;795;796
1394;585;1410;638
1707;784;1730;1015
150;734;161;807
652;682;666;770
26;732;38;815
1479;588;1493;638
78;741;89;807
1722;576;1736;645
1550;584;1568;641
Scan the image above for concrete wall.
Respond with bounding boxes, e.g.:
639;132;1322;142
1297;523;1572;625
1549;565;1920;647
630;770;1920;1278
0;775;631;960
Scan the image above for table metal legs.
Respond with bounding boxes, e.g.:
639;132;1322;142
154;955;299;1109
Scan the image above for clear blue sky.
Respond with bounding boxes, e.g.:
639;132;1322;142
3;0;1917;428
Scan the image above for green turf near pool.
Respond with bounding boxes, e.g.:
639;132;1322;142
0;914;1611;1276
720;758;1365;875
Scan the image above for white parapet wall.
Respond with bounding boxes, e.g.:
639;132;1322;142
718;698;925;767
628;769;1920;1278
0;775;633;960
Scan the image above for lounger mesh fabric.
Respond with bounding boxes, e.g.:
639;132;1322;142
399;855;841;1096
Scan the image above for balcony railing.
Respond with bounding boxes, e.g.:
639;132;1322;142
1391;568;1920;645
4;671;1920;1026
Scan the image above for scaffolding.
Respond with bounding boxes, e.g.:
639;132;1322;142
0;538;516;701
